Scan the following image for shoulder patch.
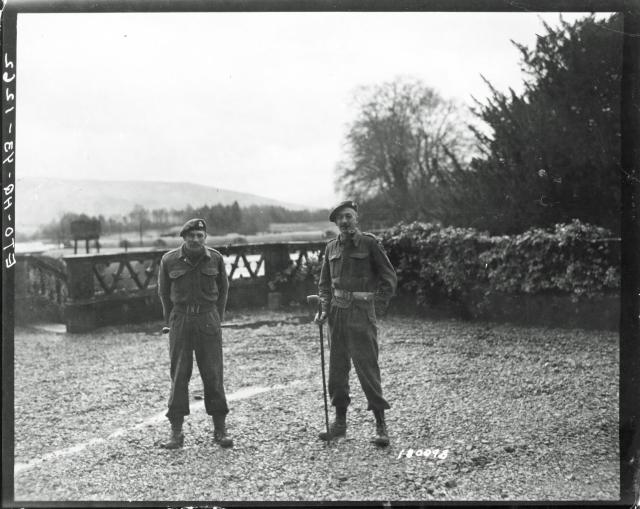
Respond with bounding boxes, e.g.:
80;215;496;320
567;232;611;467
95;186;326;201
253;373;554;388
362;232;380;242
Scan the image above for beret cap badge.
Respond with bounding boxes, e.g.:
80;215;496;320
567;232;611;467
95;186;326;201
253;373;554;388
179;218;207;237
329;200;358;222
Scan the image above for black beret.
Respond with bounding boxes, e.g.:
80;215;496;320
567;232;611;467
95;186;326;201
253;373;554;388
329;200;358;222
180;218;207;237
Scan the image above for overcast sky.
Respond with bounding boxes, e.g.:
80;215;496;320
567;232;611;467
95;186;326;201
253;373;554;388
16;11;609;208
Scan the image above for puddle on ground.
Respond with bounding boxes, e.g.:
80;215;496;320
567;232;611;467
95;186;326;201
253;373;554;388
222;316;310;329
227;386;272;400
23;323;67;334
20;315;314;338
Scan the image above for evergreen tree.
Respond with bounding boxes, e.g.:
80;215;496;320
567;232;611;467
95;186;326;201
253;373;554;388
444;14;622;234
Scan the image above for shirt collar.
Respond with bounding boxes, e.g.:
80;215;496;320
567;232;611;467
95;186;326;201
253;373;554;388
180;244;210;263
338;229;362;247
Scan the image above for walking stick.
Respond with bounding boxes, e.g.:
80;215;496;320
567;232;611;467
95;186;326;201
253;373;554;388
307;294;331;443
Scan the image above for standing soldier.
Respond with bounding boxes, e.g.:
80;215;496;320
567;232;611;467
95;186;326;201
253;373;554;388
315;201;397;446
157;218;233;449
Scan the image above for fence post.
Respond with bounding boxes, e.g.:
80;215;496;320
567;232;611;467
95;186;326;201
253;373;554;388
63;257;96;333
14;256;28;301
14;257;29;323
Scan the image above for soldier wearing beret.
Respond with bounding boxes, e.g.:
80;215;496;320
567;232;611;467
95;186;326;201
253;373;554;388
315;200;397;446
157;218;233;448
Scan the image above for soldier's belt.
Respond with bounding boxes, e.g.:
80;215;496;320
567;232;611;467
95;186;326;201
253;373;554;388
332;289;375;302
173;303;215;315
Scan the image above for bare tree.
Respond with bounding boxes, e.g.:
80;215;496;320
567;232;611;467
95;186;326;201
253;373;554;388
335;77;474;222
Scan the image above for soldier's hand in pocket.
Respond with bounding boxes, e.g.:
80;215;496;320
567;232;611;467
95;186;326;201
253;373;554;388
314;311;328;325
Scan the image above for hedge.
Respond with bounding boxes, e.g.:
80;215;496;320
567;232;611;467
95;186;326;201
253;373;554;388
380;219;620;317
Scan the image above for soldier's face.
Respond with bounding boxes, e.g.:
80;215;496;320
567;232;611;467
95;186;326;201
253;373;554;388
184;230;206;250
335;208;358;234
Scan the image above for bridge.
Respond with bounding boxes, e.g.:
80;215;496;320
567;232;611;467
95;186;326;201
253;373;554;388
15;241;326;332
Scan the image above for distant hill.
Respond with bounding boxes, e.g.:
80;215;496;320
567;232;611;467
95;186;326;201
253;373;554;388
17;177;309;229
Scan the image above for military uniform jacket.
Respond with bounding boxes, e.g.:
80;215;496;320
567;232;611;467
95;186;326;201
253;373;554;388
318;230;397;313
158;245;229;321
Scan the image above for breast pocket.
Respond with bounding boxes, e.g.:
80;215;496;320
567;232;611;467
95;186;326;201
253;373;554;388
169;268;190;298
349;252;370;277
329;252;342;277
199;266;219;294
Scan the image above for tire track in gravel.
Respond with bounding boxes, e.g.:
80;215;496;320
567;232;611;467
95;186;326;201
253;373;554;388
14;380;305;476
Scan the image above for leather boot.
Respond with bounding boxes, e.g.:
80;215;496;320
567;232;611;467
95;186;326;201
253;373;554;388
160;416;184;449
318;406;347;441
212;414;233;448
372;409;390;447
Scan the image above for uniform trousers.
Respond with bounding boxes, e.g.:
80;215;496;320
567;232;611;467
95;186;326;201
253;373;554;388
327;303;390;411
166;308;229;420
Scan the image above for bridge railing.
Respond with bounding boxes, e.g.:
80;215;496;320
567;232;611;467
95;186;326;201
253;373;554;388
15;254;69;324
16;241;326;332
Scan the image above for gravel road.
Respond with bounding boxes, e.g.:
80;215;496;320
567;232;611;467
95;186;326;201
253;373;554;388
13;309;619;502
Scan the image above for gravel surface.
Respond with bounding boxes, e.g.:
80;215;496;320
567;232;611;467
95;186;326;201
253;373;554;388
14;310;619;501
